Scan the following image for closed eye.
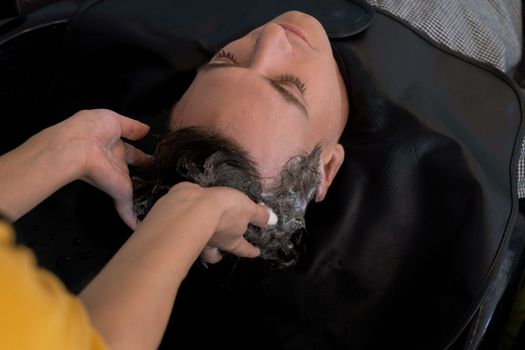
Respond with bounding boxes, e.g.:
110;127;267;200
214;49;307;96
201;49;309;118
215;49;240;64
278;74;306;95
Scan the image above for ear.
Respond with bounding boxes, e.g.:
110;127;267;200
315;143;345;202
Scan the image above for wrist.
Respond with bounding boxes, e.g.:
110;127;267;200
0;127;86;220
9;125;87;192
30;127;86;184
133;197;221;273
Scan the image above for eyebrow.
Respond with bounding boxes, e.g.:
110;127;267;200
198;62;309;118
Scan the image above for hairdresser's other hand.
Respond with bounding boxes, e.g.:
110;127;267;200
53;109;152;229
136;182;271;266
0;109;151;224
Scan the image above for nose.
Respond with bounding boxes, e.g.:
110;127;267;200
249;23;293;72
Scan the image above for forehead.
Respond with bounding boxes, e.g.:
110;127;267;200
172;68;311;179
176;67;308;126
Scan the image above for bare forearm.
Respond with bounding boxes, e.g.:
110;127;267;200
80;206;215;350
79;183;267;349
0;130;81;220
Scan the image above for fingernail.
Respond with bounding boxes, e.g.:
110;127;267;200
200;258;209;269
259;202;278;226
267;208;278;226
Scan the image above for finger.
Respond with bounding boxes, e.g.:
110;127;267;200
114;197;138;230
225;239;260;258
91;109;150;141
169;181;200;192
113;112;151;141
249;203;277;228
112;140;128;162
124;142;154;168
200;246;223;264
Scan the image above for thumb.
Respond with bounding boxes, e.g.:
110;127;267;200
250;203;278;228
115;198;138;230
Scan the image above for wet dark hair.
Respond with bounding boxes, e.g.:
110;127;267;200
133;127;321;269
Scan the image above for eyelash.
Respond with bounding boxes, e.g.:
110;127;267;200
216;49;239;64
215;49;307;95
279;74;306;94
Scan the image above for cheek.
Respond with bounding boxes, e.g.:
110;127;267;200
221;36;256;62
305;75;347;140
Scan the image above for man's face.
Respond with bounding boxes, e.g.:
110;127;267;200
170;11;348;198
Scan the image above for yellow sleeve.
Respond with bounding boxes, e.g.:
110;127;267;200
0;220;108;350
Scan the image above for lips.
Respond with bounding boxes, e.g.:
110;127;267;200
278;23;312;48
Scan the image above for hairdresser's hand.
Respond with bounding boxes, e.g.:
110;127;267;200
136;182;273;265
31;109;151;229
80;182;272;349
0;109;151;224
56;109;152;229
